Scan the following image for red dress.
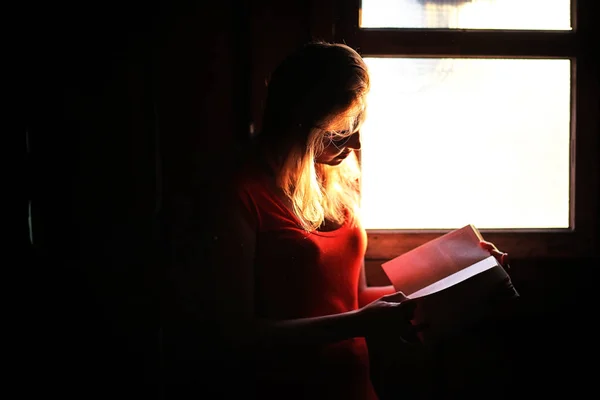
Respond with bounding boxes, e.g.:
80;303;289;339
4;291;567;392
231;161;379;400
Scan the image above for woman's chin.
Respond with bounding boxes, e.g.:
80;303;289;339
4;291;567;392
323;157;346;166
316;151;350;166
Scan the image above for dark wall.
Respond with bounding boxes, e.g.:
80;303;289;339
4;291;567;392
17;0;599;398
18;1;236;398
21;2;167;398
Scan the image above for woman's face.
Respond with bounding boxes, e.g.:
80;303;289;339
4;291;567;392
315;110;363;166
315;131;361;166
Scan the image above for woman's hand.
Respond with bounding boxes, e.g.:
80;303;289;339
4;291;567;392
356;291;418;341
479;240;511;270
364;293;431;399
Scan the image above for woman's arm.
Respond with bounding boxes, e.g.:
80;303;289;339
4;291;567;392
209;194;369;352
357;261;396;307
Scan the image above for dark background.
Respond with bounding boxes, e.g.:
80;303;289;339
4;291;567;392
14;0;598;398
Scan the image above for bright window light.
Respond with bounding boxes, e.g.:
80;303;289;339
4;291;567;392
360;0;571;30
360;58;571;230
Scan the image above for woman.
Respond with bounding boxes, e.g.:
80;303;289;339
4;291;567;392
206;41;510;399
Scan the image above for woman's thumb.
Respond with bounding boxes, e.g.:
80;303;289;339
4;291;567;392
384;291;409;303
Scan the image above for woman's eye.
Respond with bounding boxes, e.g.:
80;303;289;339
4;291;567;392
332;136;351;146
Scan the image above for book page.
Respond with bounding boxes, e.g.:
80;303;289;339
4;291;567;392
407;255;498;298
381;224;491;296
380;224;518;345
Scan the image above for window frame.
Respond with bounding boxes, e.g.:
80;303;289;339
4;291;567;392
311;0;599;260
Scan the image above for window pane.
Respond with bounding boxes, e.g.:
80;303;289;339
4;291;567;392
360;0;571;30
360;58;571;230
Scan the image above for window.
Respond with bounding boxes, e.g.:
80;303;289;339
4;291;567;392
361;57;571;231
360;0;571;30
312;0;599;260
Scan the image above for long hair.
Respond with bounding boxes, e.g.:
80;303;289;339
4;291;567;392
258;42;370;231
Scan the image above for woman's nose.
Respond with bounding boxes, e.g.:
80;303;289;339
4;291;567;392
346;131;361;150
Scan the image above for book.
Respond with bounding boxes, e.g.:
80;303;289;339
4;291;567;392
381;224;519;346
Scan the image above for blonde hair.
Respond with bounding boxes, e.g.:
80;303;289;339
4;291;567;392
259;42;370;231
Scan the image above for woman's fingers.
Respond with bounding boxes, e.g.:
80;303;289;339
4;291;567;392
398;299;417;319
479;240;498;252
479;240;510;268
379;292;416;320
500;252;510;266
383;291;409;303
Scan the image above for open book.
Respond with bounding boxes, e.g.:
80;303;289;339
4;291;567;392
381;224;519;345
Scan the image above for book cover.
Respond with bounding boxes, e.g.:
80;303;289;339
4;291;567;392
381;224;519;345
